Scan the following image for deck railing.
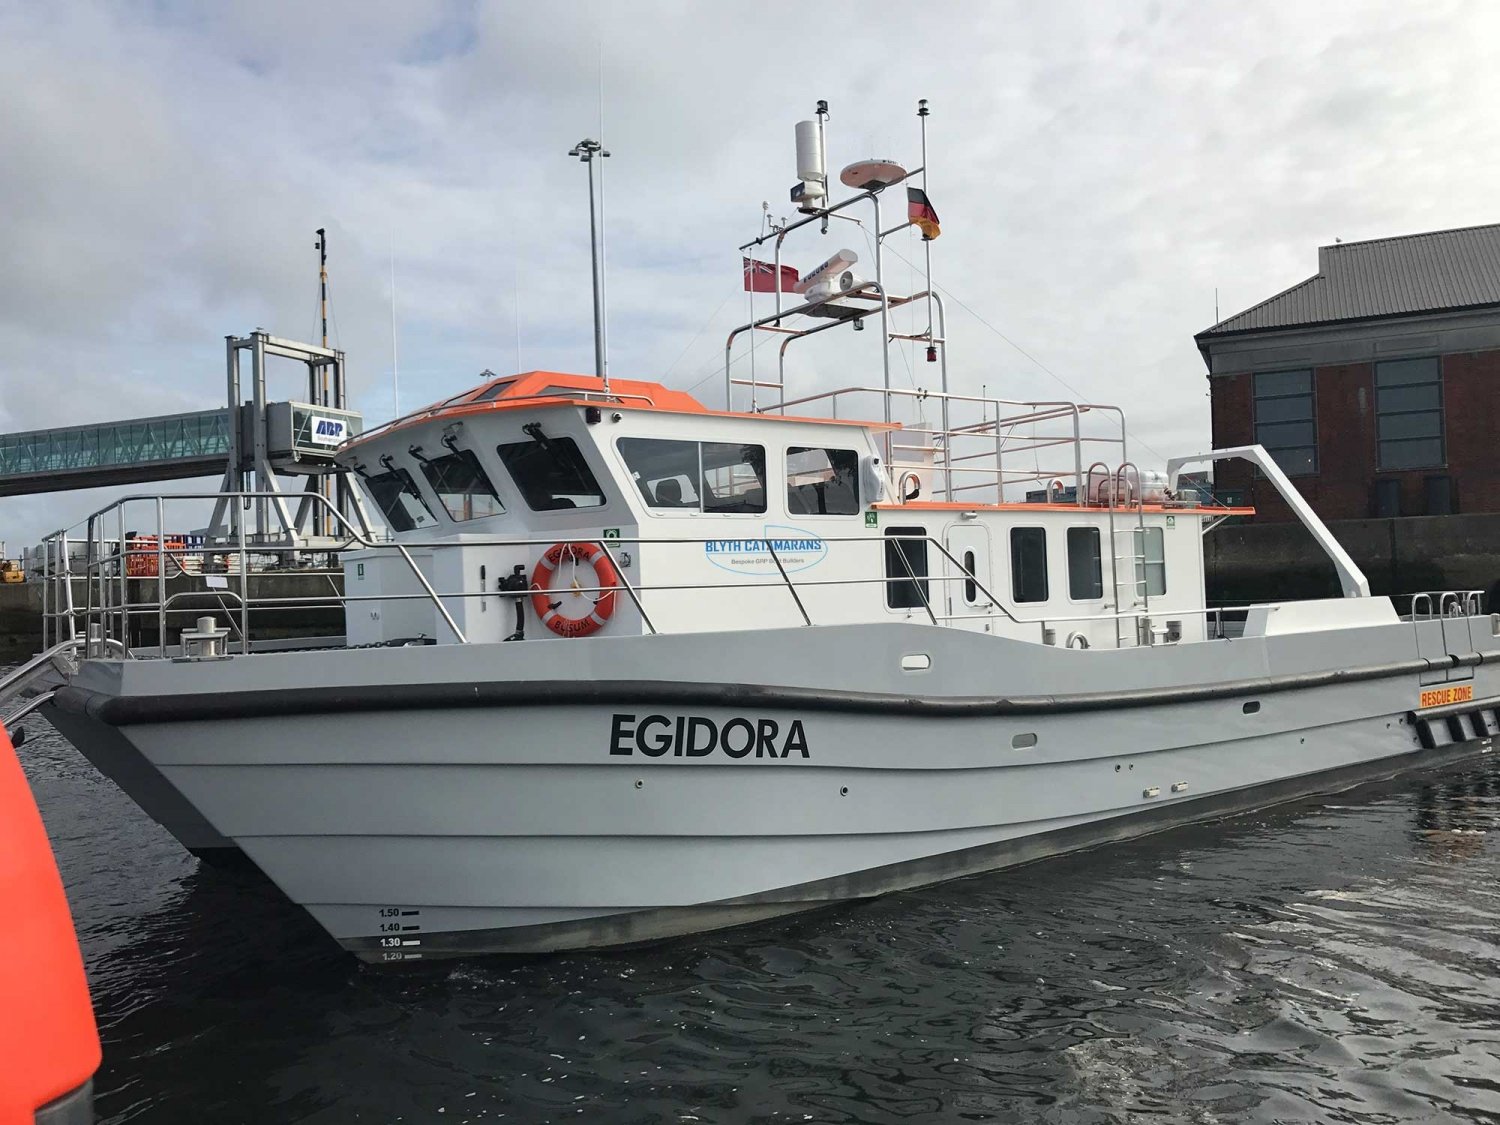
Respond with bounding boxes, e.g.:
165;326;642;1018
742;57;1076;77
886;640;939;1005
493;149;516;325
1409;590;1486;619
762;385;1129;506
36;489;1280;659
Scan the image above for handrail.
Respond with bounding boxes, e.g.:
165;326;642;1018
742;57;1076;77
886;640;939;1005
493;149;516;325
352;389;660;445
43;487;1266;658
47;489;468;646
0;640;81;698
42;493;1058;653
1410;589;1485;619
759;386;1124;508
3;691;55;732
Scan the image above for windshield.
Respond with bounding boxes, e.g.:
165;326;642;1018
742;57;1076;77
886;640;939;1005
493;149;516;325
419;449;504;522
365;467;438;532
495;435;605;511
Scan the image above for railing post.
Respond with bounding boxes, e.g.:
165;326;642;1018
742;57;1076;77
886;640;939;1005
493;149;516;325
594;539;657;636
156;497;167;656
40;540;49;651
764;540;812;627
237;503;250;648
117;503;127;651
884;532;939;627
393;542;467;643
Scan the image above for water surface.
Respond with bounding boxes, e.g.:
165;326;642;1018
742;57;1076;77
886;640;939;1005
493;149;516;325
20;718;1500;1123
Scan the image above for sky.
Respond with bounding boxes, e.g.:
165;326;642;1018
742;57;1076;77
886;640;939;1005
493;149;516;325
3;0;1500;548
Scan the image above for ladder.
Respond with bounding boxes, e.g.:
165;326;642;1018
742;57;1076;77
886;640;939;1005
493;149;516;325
1104;463;1150;648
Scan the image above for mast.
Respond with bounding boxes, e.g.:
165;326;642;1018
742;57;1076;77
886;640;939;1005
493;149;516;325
315;228;330;535
569;138;611;392
917;99;949;497
390;238;400;419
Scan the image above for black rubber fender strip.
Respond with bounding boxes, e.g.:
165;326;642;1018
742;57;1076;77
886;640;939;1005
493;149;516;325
50;650;1499;727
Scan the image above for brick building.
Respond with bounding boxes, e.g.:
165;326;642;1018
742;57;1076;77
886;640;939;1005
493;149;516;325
1196;224;1500;522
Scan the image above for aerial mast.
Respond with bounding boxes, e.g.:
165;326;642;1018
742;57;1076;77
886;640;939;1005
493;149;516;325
315;227;330;535
569;138;612;392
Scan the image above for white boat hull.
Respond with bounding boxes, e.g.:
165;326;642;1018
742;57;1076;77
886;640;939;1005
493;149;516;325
49;619;1500;961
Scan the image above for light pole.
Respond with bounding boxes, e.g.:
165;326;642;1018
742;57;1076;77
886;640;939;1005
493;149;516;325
568;138;610;391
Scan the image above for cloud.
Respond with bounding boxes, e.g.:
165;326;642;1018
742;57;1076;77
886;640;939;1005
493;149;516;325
3;0;1499;546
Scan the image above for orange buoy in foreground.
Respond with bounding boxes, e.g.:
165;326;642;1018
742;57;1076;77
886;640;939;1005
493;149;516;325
0;724;100;1125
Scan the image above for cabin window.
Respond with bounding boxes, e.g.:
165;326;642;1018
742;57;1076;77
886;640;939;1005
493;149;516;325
1136;526;1166;596
365;467;438;532
619;438;701;508
418;449;504;522
786;447;860;515
963;550;978;605
884;527;930;609
619;438;766;514
1067;527;1103;600
1010;527;1048;603
701;443;766;513
495;435;605;511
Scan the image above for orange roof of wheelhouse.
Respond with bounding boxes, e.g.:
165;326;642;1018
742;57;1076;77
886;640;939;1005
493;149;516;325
344;372;1251;517
347;370;899;449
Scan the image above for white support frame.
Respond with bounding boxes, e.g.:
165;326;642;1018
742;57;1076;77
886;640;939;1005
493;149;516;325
1166;444;1370;599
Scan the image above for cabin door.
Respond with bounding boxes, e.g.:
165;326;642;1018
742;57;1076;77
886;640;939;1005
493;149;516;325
944;524;994;632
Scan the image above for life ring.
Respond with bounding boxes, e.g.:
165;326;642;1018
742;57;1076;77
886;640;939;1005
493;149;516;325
530;542;620;637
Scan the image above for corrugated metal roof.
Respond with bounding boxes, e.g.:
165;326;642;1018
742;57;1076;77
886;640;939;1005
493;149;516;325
1197;223;1500;341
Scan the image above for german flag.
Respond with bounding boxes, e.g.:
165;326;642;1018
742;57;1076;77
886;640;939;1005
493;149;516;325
907;187;940;240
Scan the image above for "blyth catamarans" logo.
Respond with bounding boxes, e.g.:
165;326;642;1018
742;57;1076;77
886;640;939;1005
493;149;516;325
703;524;828;575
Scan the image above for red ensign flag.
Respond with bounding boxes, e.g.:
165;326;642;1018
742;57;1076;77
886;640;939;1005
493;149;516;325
743;258;801;293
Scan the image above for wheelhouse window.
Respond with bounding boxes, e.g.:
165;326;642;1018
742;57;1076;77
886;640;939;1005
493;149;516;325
418;449;504;522
1253;369;1317;476
496;434;605;511
618;438;767;514
1136;527;1166;596
1066;527;1102;600
1375;357;1444;470
786;447;860;515
1010;527;1048;603
884;527;930;609
365;466;438;532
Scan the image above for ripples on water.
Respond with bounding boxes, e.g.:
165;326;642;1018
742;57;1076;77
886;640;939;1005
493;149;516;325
17;717;1500;1124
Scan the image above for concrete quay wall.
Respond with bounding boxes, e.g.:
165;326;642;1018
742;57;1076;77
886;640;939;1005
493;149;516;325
1205;512;1500;606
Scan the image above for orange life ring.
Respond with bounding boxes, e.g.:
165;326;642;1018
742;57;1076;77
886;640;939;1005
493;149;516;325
530;541;620;637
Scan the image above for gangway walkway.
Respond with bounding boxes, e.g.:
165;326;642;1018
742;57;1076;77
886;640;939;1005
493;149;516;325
0;408;231;496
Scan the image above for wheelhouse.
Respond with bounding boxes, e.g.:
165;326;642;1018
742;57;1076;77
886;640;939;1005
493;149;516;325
333;370;1239;651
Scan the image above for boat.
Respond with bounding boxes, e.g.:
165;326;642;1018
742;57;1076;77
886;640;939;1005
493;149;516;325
6;102;1498;963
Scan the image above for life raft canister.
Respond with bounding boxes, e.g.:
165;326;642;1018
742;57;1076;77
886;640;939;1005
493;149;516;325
529;541;620;638
0;724;101;1124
